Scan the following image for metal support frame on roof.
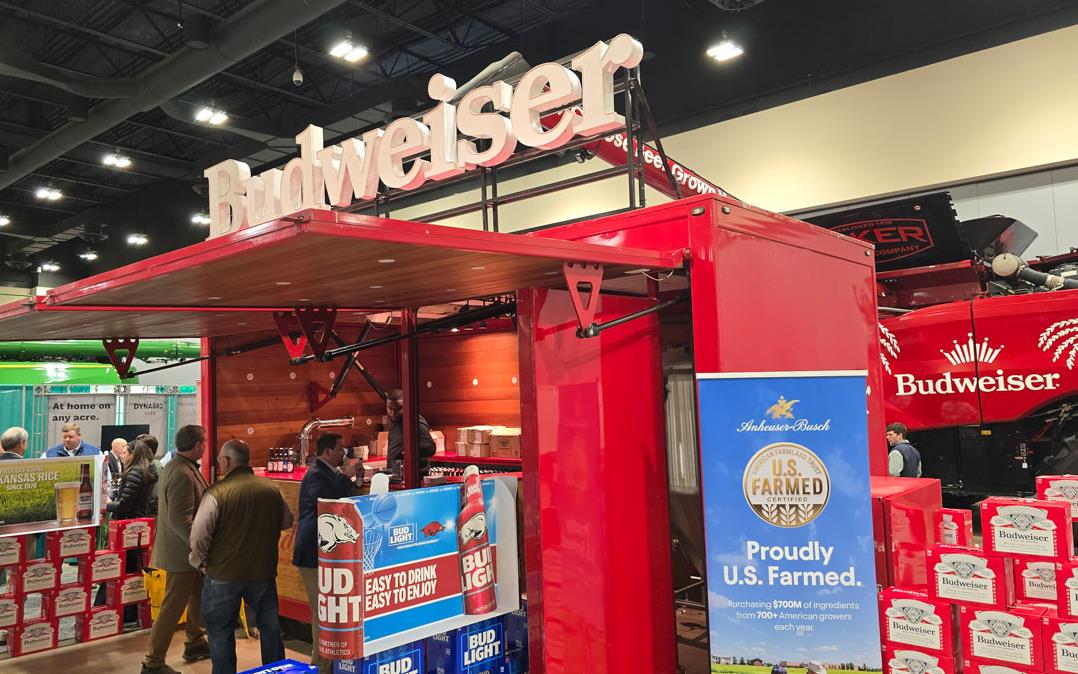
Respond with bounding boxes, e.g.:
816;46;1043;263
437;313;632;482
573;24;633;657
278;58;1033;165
272;311;308;360
272;306;338;360
577;293;688;339
563;261;603;335
102;337;139;379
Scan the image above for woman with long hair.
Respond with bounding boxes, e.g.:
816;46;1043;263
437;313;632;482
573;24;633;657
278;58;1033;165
107;438;158;519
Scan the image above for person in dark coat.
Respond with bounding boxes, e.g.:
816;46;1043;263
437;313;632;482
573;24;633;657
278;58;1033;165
292;432;360;674
108;439;159;519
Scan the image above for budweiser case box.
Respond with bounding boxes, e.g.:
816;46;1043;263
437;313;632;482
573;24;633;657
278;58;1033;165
1045;615;1078;674
935;508;975;547
108;517;154;550
880;586;959;655
0;536;23;566
13;619;57;657
490;428;521;459
960;604;1049;669
0;595;16;628
1016;559;1059;603
77;606;120;642
53;583;89;617
20;559;58;594
928;544;1015;608
110;574;147;605
1038;475;1078;518
884;646;959;674
1054;560;1078;620
79;549;123;584
965;658;1040;674
45;527;94;559
982;497;1073;560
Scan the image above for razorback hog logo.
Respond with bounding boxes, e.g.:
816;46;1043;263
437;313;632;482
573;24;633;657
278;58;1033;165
317;513;359;553
832;218;933;263
422;521;446;538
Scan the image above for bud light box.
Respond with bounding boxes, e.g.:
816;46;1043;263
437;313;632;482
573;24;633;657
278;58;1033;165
982;497;1073;561
934;508;974;547
884;645;958;674
239;659;317;674
333;641;424;674
959;604;1049;669
1015;559;1059;603
1037;475;1078;518
879;586;958;655
427;617;505;674
964;658;1039;674
928;545;1014;608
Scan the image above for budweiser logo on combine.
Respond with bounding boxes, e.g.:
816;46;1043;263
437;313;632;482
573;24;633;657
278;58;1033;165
832;218;934;263
892;333;1061;396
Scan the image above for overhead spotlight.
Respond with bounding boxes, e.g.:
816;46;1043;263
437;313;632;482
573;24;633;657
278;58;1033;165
707;37;744;62
195;107;213;122
35;187;62;201
126;233;148;246
195;107;227;125
38;262;60;273
209;111;227;125
329;35;368;63
78;250;99;261
0;215;9;227
344;45;368;63
190;213;211;225
103;153;132;169
329;40;354;58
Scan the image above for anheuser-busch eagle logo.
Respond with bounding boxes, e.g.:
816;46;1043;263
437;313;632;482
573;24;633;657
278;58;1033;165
880;327;1064;396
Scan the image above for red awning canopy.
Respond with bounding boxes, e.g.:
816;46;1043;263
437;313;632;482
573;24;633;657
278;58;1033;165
0;210;681;340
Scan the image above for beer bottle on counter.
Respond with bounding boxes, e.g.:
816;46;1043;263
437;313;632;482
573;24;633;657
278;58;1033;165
77;463;93;521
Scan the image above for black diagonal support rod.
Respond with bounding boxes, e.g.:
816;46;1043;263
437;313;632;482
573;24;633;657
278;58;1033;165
577;292;688;338
291;301;517;365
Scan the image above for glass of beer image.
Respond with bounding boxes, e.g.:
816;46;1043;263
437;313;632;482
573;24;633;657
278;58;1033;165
54;482;79;524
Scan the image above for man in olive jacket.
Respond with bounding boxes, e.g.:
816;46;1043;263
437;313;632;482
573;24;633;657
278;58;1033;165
142;425;211;674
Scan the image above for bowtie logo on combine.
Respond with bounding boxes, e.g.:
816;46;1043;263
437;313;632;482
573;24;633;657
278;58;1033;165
894;333;1061;396
736;396;831;433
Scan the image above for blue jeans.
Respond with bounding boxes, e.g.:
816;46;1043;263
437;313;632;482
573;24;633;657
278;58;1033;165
201;576;285;674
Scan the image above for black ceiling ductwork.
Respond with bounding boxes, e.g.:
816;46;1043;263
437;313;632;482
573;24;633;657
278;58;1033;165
707;0;766;10
0;0;351;193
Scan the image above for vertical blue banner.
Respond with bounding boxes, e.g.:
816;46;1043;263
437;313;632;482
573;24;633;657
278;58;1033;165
698;372;881;674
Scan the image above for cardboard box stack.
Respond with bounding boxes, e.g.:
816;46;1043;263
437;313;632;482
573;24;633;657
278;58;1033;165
455;426;522;460
881;493;1078;674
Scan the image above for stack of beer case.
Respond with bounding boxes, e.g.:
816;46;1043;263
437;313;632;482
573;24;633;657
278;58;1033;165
879;494;1078;674
331;601;528;674
0;516;155;660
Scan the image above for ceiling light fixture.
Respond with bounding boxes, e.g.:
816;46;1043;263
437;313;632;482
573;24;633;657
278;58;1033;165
126;233;148;246
707;34;744;62
329;33;368;63
195;107;228;125
191;213;212;225
0;215;9;227
79;250;99;261
38;262;60;272
102;153;132;168
35;187;62;201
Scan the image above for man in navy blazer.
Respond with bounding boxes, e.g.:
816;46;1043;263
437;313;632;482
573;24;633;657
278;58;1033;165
44;422;101;458
292;432;360;674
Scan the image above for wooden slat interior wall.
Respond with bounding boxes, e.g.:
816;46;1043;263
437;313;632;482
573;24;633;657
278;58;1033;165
214;329;520;466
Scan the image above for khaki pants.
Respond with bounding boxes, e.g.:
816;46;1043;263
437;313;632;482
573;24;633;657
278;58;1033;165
299;566;332;674
144;569;206;668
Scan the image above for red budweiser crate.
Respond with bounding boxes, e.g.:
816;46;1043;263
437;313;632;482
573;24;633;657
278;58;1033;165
45;527;94;559
1057;561;1078;620
109;573;147;606
20;560;58;595
872;476;943;592
1045;614;1078;674
934;508;975;547
0;595;16;629
982;497;1073;561
880;586;959;655
0;536;23;566
12;619;56;657
79;549;123;584
1037;475;1078;518
137;600;153;628
107;518;154;550
960;604;1049;669
928;544;1015;608
76;606;120;642
52;583;89;617
965;658;1040;674
1015;559;1060;604
885;645;959;674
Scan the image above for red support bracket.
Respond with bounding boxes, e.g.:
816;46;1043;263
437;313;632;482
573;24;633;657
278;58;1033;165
307;381;333;413
272;311;308;360
294;306;337;360
563;261;603;334
102;337;139;380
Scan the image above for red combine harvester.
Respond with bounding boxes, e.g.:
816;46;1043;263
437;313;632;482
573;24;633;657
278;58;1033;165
809;194;1078;500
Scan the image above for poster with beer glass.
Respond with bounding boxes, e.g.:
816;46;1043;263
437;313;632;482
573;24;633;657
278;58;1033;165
0;456;102;535
317;467;519;659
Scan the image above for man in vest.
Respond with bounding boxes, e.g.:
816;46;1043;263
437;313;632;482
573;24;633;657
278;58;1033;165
886;422;922;477
189;439;294;674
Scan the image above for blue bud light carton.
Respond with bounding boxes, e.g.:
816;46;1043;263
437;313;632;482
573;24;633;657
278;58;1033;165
503;601;527;672
426;616;505;674
334;641;424;674
240;659;317;674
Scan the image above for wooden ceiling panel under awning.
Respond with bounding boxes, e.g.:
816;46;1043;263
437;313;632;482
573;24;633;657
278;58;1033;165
0;210;681;341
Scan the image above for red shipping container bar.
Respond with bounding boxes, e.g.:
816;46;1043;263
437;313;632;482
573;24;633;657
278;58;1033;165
77;606;120;642
960;604;1049;669
0;537;23;566
79;550;123;584
52;584;89;617
20;560;58;595
1016;559;1060;604
45;527;94;559
12;619;56;657
107;518;154;550
928;545;1015;608
965;658;1040;674
1045;614;1078;674
935;508;975;547
1037;475;1078;518
885;645;959;674
982;497;1073;561
880;586;959;655
871;477;943;591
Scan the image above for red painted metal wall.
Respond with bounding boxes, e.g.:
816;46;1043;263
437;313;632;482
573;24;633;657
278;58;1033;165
518;288;676;674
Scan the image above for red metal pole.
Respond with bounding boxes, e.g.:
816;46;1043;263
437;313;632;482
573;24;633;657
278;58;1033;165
199;336;215;482
400;308;420;489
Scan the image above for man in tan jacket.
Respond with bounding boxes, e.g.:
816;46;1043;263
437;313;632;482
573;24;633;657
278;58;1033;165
142;425;211;674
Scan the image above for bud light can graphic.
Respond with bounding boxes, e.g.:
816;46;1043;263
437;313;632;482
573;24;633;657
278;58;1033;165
318;498;365;660
457;466;496;615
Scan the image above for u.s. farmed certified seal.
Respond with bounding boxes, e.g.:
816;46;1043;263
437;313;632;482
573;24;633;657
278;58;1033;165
743;442;831;527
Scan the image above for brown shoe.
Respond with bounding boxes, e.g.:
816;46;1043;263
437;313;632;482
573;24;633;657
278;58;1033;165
182;640;211;662
141;666;180;674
